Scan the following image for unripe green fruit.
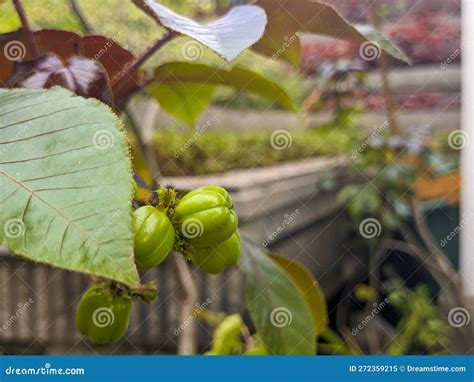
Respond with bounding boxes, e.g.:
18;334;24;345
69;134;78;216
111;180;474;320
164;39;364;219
175;186;237;247
207;314;243;355
189;231;241;274
76;286;132;344
133;206;175;269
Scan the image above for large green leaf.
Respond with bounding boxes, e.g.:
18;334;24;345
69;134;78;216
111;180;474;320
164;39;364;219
0;87;138;285
240;240;315;355
153;62;296;125
134;0;266;61
148;82;215;126
254;0;410;65
269;254;328;336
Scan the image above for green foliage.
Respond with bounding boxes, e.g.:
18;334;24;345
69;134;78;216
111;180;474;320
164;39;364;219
206;314;244;355
240;240;316;355
154;127;351;176
0;88;138;285
385;281;450;355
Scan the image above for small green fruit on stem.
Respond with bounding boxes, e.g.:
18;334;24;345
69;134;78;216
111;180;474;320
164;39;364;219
76;285;132;344
190;231;241;274
175;186;238;247
133;205;175;269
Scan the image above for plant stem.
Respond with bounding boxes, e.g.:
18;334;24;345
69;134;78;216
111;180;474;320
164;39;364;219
13;0;39;57
111;32;176;89
173;254;199;355
70;0;93;34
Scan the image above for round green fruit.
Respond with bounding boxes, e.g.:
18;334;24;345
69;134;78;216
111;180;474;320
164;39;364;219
175;186;237;247
76;286;132;344
190;231;241;274
133;206;175;269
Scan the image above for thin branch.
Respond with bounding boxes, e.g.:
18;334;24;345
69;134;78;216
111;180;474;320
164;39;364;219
70;0;94;34
111;32;176;89
13;0;39;57
173;254;199;355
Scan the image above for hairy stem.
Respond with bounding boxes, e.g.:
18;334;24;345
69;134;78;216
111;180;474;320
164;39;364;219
111;32;176;90
70;0;94;34
13;0;39;57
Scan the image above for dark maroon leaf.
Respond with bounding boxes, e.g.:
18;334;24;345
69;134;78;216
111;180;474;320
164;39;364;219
6;53;113;104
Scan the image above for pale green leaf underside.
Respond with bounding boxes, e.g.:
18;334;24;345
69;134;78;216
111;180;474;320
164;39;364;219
0;87;138;285
240;240;315;355
148;82;215;126
154;62;296;122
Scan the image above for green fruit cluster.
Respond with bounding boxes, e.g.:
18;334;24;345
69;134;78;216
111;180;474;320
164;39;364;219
76;185;240;345
175;186;241;274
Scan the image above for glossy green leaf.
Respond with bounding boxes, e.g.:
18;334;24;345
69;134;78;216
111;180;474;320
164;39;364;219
134;0;266;61
254;0;410;65
0;87;138;285
240;240;315;355
269;254;328;336
153;62;296;123
148;82;215;126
